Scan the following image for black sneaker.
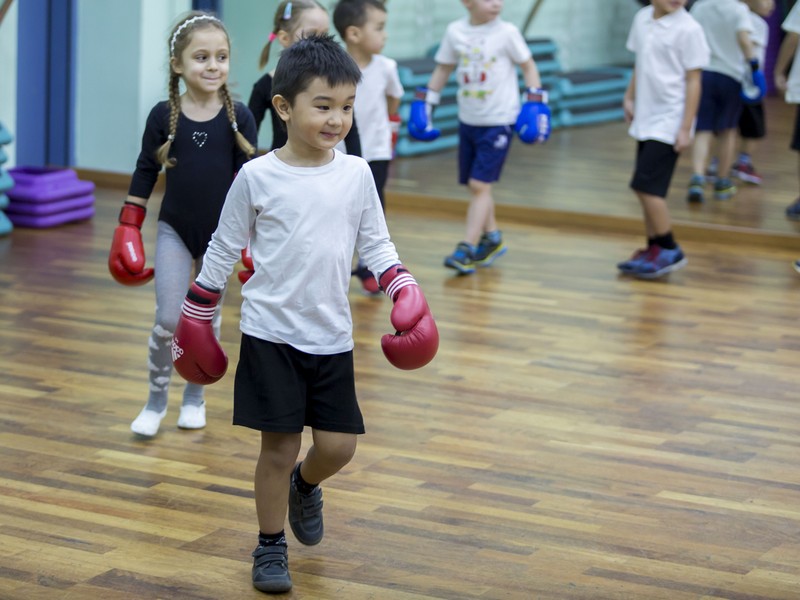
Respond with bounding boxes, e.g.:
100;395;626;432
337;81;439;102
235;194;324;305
786;198;800;221
251;545;292;593
474;233;507;267
288;463;324;546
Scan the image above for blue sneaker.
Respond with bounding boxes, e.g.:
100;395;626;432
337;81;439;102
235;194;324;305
714;177;736;200
706;157;718;182
794;259;800;274
687;174;705;203
444;242;476;274
786;198;800;221
474;232;507;267
616;246;654;274
630;245;687;279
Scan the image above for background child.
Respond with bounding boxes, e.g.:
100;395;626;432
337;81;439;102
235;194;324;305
618;0;709;279
410;0;549;275
776;1;800;232
333;0;404;294
687;0;761;203
248;0;361;155
708;0;774;185
108;11;256;437
170;34;438;593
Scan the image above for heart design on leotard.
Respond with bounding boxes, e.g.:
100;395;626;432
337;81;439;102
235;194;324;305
192;131;208;148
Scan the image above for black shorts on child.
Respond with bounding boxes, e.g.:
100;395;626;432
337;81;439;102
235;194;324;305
233;334;365;434
792;106;800;152
739;102;765;139
630;140;679;199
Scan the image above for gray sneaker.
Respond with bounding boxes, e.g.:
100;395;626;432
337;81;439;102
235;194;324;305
251;545;292;593
288;463;324;545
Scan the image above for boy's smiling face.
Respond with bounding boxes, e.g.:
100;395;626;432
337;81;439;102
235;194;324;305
274;77;356;162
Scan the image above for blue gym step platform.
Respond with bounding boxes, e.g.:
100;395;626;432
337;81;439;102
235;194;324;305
394;38;631;157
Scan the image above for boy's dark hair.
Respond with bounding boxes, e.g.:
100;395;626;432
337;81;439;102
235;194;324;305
332;0;387;39
272;33;362;105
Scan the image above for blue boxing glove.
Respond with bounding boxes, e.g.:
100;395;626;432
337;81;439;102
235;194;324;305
515;88;551;144
741;59;766;104
408;87;441;142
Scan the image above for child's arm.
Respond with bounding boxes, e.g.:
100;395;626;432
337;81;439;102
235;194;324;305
737;29;756;62
775;32;799;93
427;63;455;94
387;95;401;116
623;69;636;125
519;58;543;91
676;68;702;152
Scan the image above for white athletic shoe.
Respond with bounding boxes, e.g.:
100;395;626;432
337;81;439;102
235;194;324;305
131;407;167;437
177;403;206;430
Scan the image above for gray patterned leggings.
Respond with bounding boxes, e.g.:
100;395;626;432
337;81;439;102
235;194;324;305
144;221;225;413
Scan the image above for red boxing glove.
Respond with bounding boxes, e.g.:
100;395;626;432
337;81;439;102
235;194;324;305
108;202;155;286
379;264;439;370
389;113;401;156
171;282;228;384
238;242;254;284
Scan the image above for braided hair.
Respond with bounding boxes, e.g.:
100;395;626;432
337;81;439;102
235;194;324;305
258;0;327;70
156;11;255;167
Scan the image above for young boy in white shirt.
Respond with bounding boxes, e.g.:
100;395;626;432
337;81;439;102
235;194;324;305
618;0;709;279
333;0;405;294
169;34;438;593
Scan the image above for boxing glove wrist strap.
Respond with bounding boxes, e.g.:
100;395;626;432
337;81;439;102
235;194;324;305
119;202;146;228
183;283;220;321
524;87;549;104
380;265;418;300
415;87;441;106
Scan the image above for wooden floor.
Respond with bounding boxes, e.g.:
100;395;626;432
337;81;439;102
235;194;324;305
3;120;800;598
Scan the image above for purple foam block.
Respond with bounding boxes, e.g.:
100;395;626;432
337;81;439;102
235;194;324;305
7;204;95;228
7;167;95;203
6;193;94;216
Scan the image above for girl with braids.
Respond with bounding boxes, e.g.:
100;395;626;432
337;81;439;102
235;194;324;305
248;0;361;155
109;11;257;437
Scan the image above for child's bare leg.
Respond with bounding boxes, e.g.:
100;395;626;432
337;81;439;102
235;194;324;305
465;178;496;246
638;191;672;237
255;432;302;534
692;131;713;175
300;430;358;484
716;128;738;179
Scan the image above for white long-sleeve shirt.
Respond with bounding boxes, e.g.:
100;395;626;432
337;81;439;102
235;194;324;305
198;150;400;354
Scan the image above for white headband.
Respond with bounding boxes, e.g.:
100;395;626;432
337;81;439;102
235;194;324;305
170;15;220;56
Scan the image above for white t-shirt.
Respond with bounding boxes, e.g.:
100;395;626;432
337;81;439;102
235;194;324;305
355;55;404;162
627;6;710;144
198;150;401;354
435;17;532;126
749;10;768;67
783;2;800;103
690;0;752;81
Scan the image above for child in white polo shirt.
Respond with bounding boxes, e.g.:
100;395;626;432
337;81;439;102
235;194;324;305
618;0;709;279
775;1;800;271
687;0;758;203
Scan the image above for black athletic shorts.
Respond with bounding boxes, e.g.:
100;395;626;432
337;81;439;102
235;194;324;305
233;334;365;434
738;102;766;139
630;139;679;198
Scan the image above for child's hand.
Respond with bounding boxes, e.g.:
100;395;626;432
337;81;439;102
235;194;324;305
775;73;788;94
623;96;635;124
674;128;692;153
